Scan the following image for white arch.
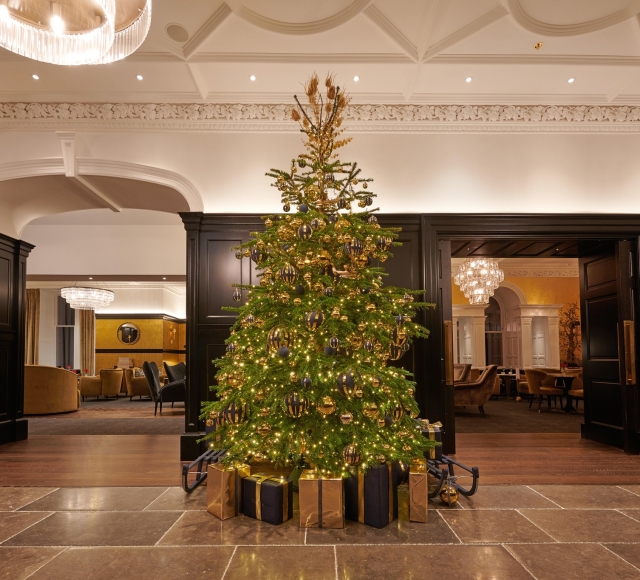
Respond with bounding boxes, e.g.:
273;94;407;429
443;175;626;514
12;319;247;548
499;281;527;305
0;158;204;213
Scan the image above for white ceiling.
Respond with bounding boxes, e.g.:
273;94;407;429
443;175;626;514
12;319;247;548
1;0;640;104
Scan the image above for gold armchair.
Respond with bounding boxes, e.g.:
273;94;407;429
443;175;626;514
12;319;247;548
80;369;124;400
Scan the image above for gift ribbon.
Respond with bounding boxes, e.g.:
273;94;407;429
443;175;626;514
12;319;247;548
250;474;289;522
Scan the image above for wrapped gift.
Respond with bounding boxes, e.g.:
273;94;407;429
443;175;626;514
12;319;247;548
417;419;443;461
344;463;398;529
207;463;250;520
299;470;344;529
409;460;428;523
243;473;293;525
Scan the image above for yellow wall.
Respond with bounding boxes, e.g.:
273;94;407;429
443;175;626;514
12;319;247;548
95;317;186;372
452;276;579;307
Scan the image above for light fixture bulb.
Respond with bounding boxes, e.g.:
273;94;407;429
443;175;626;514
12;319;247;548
32;74;39;80
249;74;256;81
0;4;8;19
568;77;575;83
465;76;472;83
136;74;143;80
353;75;359;82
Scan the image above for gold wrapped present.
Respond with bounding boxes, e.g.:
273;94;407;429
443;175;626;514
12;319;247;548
299;469;344;529
409;460;428;523
207;463;251;520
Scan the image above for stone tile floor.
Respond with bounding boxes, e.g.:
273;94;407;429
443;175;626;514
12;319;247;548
0;484;640;579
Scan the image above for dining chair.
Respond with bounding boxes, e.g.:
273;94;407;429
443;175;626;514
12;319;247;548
524;369;564;412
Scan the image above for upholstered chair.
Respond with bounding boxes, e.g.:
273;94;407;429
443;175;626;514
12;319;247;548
123;368;151;400
453;365;498;417
467;368;481;382
568;371;584;410
524;369;564;412
143;361;186;416
164;361;186;383
79;369;124;400
24;365;79;414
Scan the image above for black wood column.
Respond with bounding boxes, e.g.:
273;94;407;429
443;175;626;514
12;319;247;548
180;213;262;460
0;233;34;446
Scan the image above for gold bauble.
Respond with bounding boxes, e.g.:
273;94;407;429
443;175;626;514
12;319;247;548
257;423;271;436
265;218;273;228
278;225;295;241
256;389;265;400
317;250;331;266
340;411;353;424
296;260;305;269
260;278;269;287
358;200;366;208
342;444;361;466
256;239;265;249
303;272;312;282
371;376;381;388
336;250;343;259
378;454;386;463
383;385;391;394
440;486;459;506
317;219;326;230
290;372;299;383
355;388;363;398
366;303;376;313
331;308;340;319
357;322;366;332
279;293;290;304
340;315;348;322
380;255;388;262
377;418;386;427
323;235;332;244
356;255;368;268
313;282;324;292
260;407;270;417
258;357;267;365
363;402;379;419
206;419;214;427
243;249;251;258
349;335;363;348
317;396;337;415
403;444;412;451
362;182;368;189
291;218;302;229
408;387;415;396
293;298;302;306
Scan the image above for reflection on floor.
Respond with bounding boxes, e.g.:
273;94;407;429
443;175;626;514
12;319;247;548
1;484;640;580
455;397;583;433
28;396;185;436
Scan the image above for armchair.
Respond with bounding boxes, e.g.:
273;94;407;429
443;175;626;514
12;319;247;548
79;369;124;400
524;369;564;412
164;361;186;383
123;368;152;400
453;364;471;383
143;361;186;416
454;365;498;417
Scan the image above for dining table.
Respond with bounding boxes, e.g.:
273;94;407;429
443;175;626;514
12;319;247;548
544;371;578;413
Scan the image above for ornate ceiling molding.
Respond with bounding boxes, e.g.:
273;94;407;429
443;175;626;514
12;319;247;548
3;103;640;133
501;269;579;278
505;0;640;36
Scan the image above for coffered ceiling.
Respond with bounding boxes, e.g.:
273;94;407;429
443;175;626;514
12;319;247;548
2;0;640;104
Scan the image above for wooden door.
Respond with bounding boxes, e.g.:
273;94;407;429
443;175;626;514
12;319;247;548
580;240;640;452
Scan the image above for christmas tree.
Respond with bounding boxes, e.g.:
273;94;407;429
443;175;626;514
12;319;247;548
202;73;434;476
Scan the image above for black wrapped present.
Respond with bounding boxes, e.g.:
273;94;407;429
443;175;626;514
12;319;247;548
393;460;409;486
243;473;293;525
417;419;443;461
344;463;398;529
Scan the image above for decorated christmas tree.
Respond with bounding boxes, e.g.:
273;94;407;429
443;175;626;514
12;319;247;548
202;74;434;476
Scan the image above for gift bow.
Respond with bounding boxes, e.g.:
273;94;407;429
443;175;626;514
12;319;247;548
419;419;442;428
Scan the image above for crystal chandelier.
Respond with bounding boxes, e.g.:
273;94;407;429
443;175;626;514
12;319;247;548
61;287;115;310
0;0;151;66
454;258;504;305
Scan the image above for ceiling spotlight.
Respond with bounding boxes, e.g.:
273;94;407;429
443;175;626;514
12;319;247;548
136;74;143;80
32;74;39;80
567;77;575;83
89;277;93;280
353;75;360;82
162;277;167;280
249;74;256;81
465;76;473;83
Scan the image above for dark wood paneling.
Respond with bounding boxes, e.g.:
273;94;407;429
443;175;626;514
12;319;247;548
0;234;33;446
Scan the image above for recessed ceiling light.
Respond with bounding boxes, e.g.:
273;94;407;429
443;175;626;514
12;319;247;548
249;74;256;81
353;75;359;82
32;74;39;80
136;74;143;80
465;76;473;83
567;77;575;83
162;277;167;280
89;277;93;280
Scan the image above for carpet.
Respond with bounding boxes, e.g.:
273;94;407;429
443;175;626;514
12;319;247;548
455;397;584;433
28;416;184;435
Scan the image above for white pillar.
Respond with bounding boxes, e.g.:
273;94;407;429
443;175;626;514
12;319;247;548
547;316;561;368
519;317;533;369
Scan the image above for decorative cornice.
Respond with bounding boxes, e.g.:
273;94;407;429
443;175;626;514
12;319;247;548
4;103;640;133
502;269;579;278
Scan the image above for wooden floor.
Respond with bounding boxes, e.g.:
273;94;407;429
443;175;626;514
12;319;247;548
0;433;639;486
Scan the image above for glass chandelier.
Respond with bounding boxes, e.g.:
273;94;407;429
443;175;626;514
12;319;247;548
454;258;504;305
0;0;151;66
61;287;115;310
